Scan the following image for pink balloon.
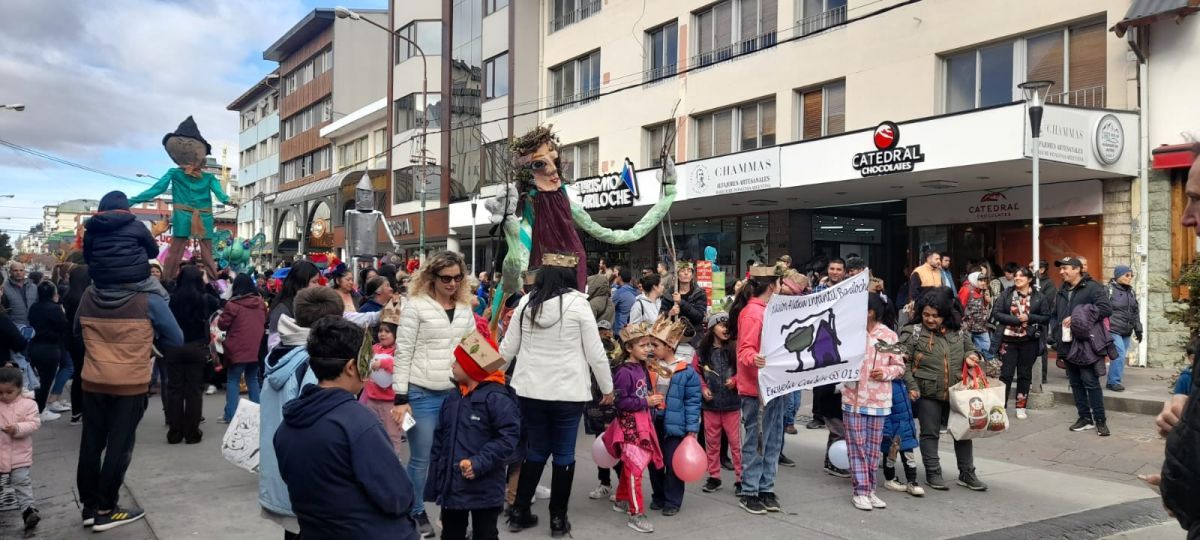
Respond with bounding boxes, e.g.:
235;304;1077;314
592;436;619;468
671;435;707;483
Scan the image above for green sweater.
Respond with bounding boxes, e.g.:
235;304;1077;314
129;168;230;239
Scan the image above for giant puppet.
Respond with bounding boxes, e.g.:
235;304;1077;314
485;125;678;319
344;171;400;265
129;116;233;280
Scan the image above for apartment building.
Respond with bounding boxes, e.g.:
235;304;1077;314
388;0;538;268
226;71;281;264
263;7;388;259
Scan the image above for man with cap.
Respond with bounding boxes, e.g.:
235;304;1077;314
83;191;167;298
1051;256;1113;436
1105;264;1142;392
128;116;233;281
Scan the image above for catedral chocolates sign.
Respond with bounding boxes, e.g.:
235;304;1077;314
906;180;1103;226
852;122;926;177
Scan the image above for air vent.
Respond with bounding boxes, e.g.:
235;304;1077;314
919;180;959;190
747;199;776;207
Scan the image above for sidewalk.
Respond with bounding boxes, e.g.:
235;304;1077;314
1043;363;1179;415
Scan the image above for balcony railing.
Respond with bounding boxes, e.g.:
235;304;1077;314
690;30;778;70
551;88;600;113
1046;85;1107;108
549;0;602;34
643;63;678;83
799;5;847;36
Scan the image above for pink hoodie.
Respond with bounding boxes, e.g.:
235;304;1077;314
735;297;767;397
0;396;40;473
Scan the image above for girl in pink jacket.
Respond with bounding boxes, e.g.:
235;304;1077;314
841;293;905;511
0;365;42;530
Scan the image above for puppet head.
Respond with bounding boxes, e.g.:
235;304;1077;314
511;125;565;192
355;171;374;212
163;116;211;173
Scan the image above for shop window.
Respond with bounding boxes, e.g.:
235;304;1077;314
798;80;844;140
942;20;1106;113
550;50;601;111
740;213;769;276
396;21;441;63
644;121;676;168
645;21;678;82
800;0;847;35
485;52;509;100
668;217;740;273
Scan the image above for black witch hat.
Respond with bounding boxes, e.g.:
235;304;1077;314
162;116;211;155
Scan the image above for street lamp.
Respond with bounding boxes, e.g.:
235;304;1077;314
1018;80;1054;281
336;5;430;262
0;195;13;199
0;104;24;112
469;192;479;275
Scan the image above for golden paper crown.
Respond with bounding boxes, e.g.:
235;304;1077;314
748;264;782;278
619;321;652;344
675;260;693;270
648;314;688;350
542;253;579;268
380;297;402;326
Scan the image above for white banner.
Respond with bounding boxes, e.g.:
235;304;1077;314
757;272;870;404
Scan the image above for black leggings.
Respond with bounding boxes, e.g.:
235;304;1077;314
881;445;918;484
1000;339;1039;407
28;343;61;412
441;507;502;540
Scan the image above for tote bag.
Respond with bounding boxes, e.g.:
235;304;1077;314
948;364;1009;440
221;399;261;473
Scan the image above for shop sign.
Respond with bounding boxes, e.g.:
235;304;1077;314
852;122;926;177
1027;107;1089;166
387;218;414;237
1094;114;1124;165
907;180;1103;227
695;261;713;306
685;147;779;198
575;173;636;211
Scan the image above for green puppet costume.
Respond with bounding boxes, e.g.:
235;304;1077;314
129;116;233;280
485;125;677;327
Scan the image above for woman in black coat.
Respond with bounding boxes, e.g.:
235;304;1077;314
165;265;220;444
0;303;26;369
990;267;1052;419
28;282;69;415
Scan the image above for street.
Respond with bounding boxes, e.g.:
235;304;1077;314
2;389;1176;539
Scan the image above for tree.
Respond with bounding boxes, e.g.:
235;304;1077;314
0;232;11;262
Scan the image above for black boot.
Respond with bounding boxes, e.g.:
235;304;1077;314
925;466;948;491
549;463;575;538
957;467;988;491
508;461;545;532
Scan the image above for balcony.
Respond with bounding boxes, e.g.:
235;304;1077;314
551;88;600;113
690;31;778;70
799;5;847;36
1046;85;1106;109
643;63;678;84
549;0;602;34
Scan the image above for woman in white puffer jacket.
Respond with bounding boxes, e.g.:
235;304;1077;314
389;251;474;537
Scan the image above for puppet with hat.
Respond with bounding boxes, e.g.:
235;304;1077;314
129;116;234;281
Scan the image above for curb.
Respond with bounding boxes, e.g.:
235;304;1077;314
956;496;1171;540
1049;390;1164;416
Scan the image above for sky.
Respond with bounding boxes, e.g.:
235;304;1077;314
0;0;387;242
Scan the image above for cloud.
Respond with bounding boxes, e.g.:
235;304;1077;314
0;0;311;169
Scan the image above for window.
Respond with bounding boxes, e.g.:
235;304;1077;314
338;136;368;169
283;47;332;96
481;140;508;187
282;147;332;183
694;0;777;68
943;21;1106;112
550;0;602;33
394;93;442;133
373;128;386;167
646;21;678;82
484;52;509;99
551;50;601;111
644;121;676;168
800;0;846;35
798;80;844;139
392;165;440;204
561;139;599;180
282;97;332;140
396;21;441;63
695;97;776;158
484;0;508;15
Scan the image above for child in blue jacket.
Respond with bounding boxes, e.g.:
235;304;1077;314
646;315;701;515
880;379;923;497
427;332;520;540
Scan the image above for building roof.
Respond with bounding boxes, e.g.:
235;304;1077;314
1112;0;1200;36
227;70;280;111
56;199;99;213
263;8;387;62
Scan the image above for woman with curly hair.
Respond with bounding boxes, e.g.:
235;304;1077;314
389;250;476;538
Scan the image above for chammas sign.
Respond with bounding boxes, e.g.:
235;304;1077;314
757;272;869;404
684;147;779;198
852;122;926;177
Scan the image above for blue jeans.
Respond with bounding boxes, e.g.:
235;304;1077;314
740;396;786;496
519;397;584;464
1109;333;1131;386
971;332;991;361
785;391;801;428
50;349;73;396
406;385;451;517
223;363;261;421
1065;363;1105;422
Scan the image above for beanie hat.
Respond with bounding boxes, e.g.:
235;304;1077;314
453;329;504;382
1113;264;1132;280
706;311;729;328
293;287;344;327
99;191;130;211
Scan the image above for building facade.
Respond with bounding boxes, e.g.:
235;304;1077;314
227;71;281;265
263;8;389;260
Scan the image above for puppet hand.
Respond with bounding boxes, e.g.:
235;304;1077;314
660;156;677;186
485;184;520;224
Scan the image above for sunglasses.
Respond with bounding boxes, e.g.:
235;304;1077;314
437;274;465;284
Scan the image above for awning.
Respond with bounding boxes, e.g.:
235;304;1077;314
1153;143;1200;170
1111;0;1200;37
273;170;354;207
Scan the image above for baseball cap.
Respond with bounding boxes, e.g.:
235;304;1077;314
596;319;612;330
1054;257;1082;268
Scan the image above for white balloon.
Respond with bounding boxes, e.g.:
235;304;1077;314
827;439;850;470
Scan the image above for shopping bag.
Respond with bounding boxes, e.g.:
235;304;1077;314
221;399;261;473
948;364;1008;440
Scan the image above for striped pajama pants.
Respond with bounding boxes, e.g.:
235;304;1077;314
844;411;886;496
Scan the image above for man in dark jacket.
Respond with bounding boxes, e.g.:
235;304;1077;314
2;263;38;326
1105;265;1142;393
1051;257;1113;436
611;266;638;335
274;317;419;540
83;191;164;296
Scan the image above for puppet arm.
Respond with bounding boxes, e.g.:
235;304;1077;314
570;157;677;244
128;171;173;205
209;174;232;205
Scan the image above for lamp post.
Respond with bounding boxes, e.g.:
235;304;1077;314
336;6;430;263
1018;80;1054;280
469;193;479;275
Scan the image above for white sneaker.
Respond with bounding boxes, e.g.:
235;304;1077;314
883;479;907;492
535;484;551;500
589;484;613;500
1016;408;1028;420
906;482;926;497
205;385;217;395
852;495;873;511
868;492;887;509
40;410;61;422
48;401;71;413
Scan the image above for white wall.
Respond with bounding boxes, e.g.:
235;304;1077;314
1148;17;1200;147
